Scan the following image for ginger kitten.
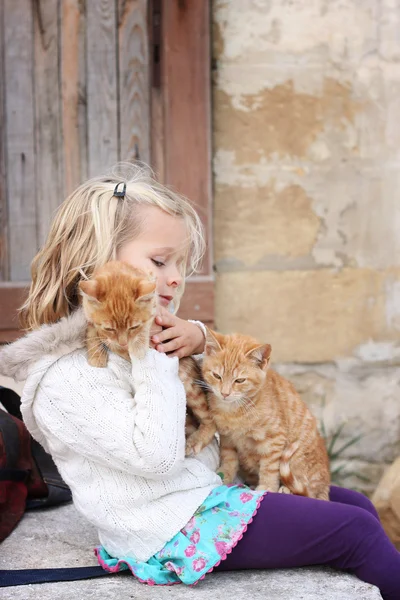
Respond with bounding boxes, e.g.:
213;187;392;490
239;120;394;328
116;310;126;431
202;330;330;500
79;261;157;365
80;260;216;456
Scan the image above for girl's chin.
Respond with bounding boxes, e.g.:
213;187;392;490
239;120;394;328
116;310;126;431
158;296;173;308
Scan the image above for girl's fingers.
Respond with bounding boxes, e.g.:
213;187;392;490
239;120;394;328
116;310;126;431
156;337;182;354
167;349;185;359
152;326;179;344
155;308;177;327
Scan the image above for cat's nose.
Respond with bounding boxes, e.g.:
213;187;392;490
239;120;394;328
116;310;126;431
221;392;230;398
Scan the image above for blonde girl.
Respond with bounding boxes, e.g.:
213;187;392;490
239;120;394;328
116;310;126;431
1;164;400;598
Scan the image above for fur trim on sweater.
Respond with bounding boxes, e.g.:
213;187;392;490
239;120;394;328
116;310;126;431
0;309;87;381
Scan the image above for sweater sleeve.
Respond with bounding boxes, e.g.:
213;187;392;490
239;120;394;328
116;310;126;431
33;349;187;480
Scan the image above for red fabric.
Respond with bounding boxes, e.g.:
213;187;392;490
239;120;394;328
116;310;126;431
0;409;47;542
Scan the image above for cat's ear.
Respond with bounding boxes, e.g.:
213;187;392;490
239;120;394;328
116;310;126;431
246;344;271;371
79;280;100;303
204;328;224;356
136;280;156;304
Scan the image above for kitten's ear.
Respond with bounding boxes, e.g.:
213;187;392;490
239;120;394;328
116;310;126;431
136;280;156;304
79;280;99;302
246;344;271;371
204;328;224;356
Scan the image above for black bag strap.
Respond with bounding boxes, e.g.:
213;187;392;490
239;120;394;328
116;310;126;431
0;566;111;587
0;386;23;420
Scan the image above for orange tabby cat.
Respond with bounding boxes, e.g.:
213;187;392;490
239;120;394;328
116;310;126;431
80;261;216;456
79;261;157;365
202;330;330;499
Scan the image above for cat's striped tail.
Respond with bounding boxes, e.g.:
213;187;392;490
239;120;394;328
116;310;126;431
279;441;309;497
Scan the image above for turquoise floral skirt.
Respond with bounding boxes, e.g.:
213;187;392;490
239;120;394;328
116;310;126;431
95;484;266;586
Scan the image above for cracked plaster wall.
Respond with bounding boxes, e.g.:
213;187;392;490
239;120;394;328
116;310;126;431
212;0;400;493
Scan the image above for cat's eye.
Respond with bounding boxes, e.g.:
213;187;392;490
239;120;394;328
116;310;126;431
212;372;222;380
129;325;140;331
235;378;246;384
103;327;115;332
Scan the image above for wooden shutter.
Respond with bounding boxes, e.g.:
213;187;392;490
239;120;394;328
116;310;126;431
0;0;213;341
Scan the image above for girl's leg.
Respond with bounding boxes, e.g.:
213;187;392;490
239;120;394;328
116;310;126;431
329;485;380;520
215;492;400;600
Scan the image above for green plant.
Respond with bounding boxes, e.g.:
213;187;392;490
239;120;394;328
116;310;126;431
319;417;370;490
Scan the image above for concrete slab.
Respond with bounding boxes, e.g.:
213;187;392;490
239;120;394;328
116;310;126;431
0;503;380;599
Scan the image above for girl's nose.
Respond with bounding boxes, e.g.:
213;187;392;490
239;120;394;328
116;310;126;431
167;268;182;288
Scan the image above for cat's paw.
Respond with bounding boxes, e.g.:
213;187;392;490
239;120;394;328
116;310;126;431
185;433;205;456
217;470;234;485
129;342;147;359
256;484;279;493
88;353;108;368
278;485;292;495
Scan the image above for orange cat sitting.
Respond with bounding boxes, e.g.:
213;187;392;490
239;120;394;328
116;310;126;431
79;261;216;457
202;330;331;500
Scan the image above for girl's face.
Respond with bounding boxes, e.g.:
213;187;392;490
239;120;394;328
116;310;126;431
117;205;187;309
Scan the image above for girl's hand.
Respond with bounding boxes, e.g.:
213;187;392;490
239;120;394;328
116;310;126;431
151;307;205;358
149;321;163;349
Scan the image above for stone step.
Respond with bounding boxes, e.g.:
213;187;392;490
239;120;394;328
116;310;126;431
1;503;380;599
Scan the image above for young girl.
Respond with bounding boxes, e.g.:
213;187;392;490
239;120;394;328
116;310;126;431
1;164;399;599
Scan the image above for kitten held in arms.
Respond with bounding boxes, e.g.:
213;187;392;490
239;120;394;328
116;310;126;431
79;261;157;365
202;330;331;500
80;261;216;456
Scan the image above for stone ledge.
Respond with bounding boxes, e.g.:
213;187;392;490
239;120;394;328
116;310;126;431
0;503;380;599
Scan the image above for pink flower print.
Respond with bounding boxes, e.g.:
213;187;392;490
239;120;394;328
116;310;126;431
184;545;196;557
240;492;253;503
165;562;183;576
229;511;240;517
214;540;229;557
192;557;207;572
186;517;196;530
190;529;200;544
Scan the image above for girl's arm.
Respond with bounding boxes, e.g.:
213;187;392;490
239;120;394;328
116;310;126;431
33;350;186;480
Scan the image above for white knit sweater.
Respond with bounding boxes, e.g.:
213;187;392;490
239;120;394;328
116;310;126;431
0;310;221;561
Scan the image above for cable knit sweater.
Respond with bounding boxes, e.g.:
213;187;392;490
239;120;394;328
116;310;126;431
0;310;221;561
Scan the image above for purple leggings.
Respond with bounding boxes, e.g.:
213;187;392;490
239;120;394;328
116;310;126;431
214;486;400;599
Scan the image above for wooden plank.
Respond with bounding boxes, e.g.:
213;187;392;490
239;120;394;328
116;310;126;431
61;0;88;195
0;329;23;343
0;283;29;331
33;0;64;247
118;0;150;165
0;2;9;281
149;0;164;180
162;0;212;276
86;0;119;176
4;0;37;281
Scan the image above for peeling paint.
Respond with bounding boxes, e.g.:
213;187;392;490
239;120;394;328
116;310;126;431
214;183;321;266
385;278;400;331
354;340;400;362
214;0;377;65
215;79;359;159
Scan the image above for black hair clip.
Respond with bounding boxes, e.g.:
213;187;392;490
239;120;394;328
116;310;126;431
113;182;126;198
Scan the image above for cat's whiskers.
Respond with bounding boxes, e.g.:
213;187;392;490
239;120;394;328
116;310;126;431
193;379;211;392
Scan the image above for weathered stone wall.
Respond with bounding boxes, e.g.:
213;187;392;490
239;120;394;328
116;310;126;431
213;0;400;493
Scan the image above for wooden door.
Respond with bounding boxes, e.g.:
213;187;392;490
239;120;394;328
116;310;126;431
0;0;213;341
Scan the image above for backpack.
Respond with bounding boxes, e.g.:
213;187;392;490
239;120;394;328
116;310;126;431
0;386;110;586
0;386;72;542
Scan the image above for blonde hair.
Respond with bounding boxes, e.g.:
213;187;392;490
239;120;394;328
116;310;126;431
20;163;205;330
